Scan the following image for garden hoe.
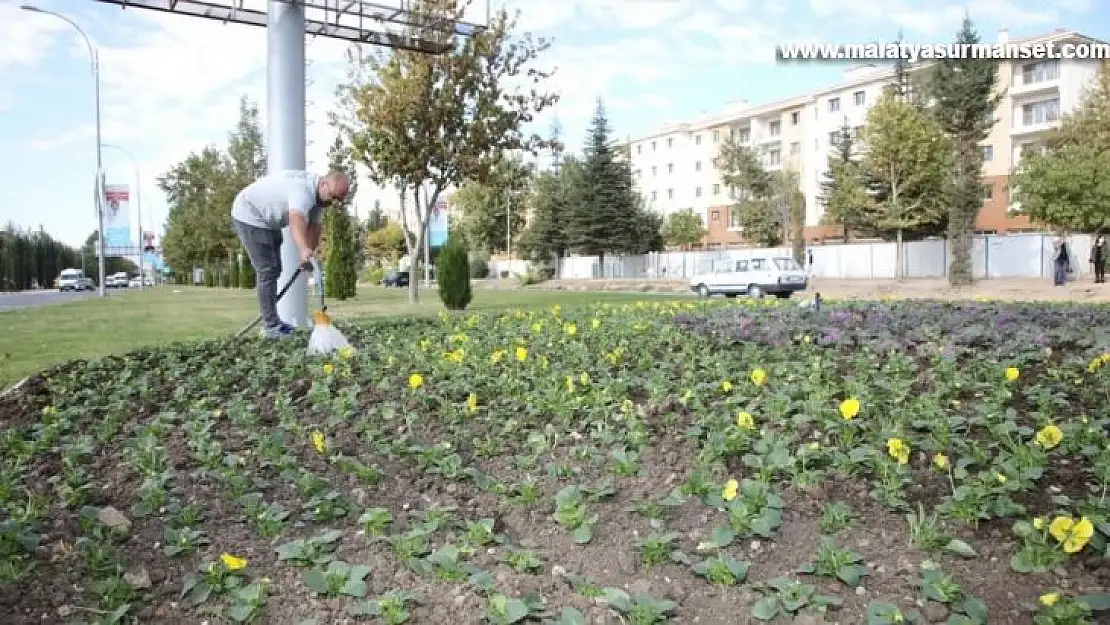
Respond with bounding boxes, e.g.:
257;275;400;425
234;266;304;338
306;257;353;356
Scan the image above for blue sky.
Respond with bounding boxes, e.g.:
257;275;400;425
1;0;1107;249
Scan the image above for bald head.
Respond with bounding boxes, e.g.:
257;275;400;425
318;171;351;205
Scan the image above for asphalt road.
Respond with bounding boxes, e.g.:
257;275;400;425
0;289;102;311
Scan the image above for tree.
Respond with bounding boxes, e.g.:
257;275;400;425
566;98;643;259
927;15;1002;285
335;0;558;303
1011;61;1110;231
451;154;531;254
772;168;807;264
860;88;953;278
819;118;876;239
717;137;782;246
365;222;407;264
436;235;472;309
661;208;707;250
0;223;82;291
322;136;359;300
518;156;578;270
158;96;266;287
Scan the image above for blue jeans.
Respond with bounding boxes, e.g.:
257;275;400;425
1054;260;1068;286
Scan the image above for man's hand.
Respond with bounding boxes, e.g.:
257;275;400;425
299;247;315;271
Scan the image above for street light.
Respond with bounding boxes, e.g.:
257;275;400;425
101;143;145;289
22;4;106;297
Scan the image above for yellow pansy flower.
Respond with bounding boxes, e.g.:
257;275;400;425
1004;366;1020;382
311;430;327;454
886;438;910;465
722;479;738;501
839;398;860;420
408;373;424;390
750;368;768;387
933;453;949;470
220;553;247;571
322;363;334;376
1048;516;1094;554
1034;424;1063;450
515;346;528;361
1039;592;1059;607
736;412;755;430
466;393;478;413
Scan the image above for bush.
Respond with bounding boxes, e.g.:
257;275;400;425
469;255;490;279
436;236;472;310
364;266;385;285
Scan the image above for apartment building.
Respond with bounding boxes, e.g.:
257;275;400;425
624;28;1105;247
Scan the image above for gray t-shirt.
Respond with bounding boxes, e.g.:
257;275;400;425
231;170;323;230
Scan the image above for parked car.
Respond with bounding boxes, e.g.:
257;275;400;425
689;255;808;299
58;268;93;292
128;276;153;288
381;270;410;287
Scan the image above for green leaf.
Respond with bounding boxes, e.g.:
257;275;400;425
601;588;633;612
572;523;593;544
303;569;329;594
1077;593;1110;611
555;607;586;625
944;539;978;558
836;564;867;587
341;578;368;598
502;597;530;623
227;604;255;622
752;596;779;621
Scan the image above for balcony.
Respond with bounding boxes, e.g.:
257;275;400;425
1010;119;1060;138
1010;78;1059;98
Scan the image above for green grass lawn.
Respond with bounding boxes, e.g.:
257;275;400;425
0;284;684;388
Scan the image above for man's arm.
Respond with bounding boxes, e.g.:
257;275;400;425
287;189;315;258
307;221;322;251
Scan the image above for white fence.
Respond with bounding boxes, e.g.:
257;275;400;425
505;233;1096;281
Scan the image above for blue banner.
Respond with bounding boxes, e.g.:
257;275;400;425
428;198;449;247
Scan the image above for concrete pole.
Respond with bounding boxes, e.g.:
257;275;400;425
268;1;308;327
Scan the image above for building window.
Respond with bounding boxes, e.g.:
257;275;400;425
711;157;718;168
667;163;674;174
667;189;674;199
712;183;720;195
667;138;673;148
713;130;720;142
982;145;993;161
651;141;656;151
769;121;781;136
651;166;657;176
651;191;657;201
729;128;735;140
791;111;800;125
982;184;993;200
634;168;641;177
738;128;751;142
711;210;720;223
729;206;743;229
1022;98;1060;126
790;142;800;156
828;131;839;145
1022;59;1060;85
636;144;642;154
695;161;702;172
828;97;840;112
852;126;863;140
695;187;702;197
767;148;781;166
695;134;702;145
853;90;865;106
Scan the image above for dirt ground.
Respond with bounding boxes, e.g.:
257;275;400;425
491;277;1110;302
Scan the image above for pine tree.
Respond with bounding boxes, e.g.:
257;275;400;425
819;118;874;239
927;14;1001;285
323;136;359;300
567;98;641;264
436;235;472;310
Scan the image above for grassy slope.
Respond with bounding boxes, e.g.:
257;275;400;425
0;285;683;388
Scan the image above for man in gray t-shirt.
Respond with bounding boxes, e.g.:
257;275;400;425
231;169;351;337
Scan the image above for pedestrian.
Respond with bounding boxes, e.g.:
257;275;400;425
1053;236;1071;287
1090;234;1106;284
807;248;815;277
231;170;351;338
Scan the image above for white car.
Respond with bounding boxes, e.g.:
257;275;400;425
58;268;93;291
107;272;130;288
689;255;808;299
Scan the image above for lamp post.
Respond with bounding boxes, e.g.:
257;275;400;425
101;143;144;289
22;4;106;297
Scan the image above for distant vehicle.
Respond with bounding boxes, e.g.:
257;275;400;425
128;276;152;288
381;269;410;288
107;272;130;288
58;268;93;292
689;255;808;299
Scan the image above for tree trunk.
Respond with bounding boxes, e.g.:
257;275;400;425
895;228;903;281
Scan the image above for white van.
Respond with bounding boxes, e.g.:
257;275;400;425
58;268;92;292
689;255;808;299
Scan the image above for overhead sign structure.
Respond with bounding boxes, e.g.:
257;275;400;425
92;0;485;326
